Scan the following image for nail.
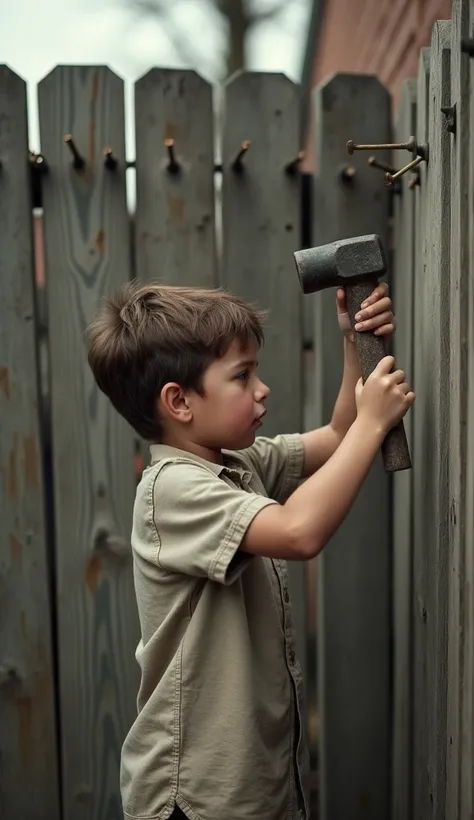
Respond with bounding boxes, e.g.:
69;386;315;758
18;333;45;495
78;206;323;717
355;323;363;331
361;300;369;308
355;312;362;321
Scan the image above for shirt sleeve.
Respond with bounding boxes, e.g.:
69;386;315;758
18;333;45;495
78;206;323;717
151;460;277;584
242;433;305;503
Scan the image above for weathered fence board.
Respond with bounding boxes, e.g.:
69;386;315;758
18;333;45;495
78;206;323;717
134;69;217;287
312;73;391;820
392;77;417;820
447;2;470;818
461;1;474;815
38;66;139;820
0;65;60;820
412;47;431;820
413;23;452;820
220;71;307;676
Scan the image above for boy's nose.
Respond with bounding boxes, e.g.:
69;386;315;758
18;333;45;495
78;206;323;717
255;381;270;402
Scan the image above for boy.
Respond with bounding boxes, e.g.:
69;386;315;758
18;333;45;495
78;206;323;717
87;281;414;820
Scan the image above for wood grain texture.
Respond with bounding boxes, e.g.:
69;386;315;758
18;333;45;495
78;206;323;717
220;71;307;677
426;25;451;820
392;78;417;820
37;66;140;820
312;73;391;820
461;0;474;815
412;48;431;820
415;24;452;820
447;3;470;818
134;69;216;287
0;64;60;820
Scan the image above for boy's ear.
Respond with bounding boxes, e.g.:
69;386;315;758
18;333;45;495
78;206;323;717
159;382;192;424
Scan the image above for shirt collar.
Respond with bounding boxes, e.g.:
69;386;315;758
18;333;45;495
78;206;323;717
149;444;250;480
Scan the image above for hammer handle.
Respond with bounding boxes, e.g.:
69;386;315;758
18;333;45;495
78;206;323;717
345;282;412;473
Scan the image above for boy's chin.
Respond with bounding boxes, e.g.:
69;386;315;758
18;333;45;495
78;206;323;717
225;430;257;451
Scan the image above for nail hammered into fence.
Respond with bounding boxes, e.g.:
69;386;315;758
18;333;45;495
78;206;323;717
64;134;85;171
165;139;180;175
103;147;118;171
385;155;424;186
347;136;418;155
285;151;304;175
339;164;356;184
232;140;251;172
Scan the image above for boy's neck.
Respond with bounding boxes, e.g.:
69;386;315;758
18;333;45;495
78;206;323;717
161;433;223;465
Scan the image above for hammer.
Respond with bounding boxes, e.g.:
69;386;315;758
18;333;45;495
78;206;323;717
294;234;411;473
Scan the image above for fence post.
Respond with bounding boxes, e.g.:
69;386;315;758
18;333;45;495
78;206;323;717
447;3;470;818
38;65;139;820
134;69;217;287
392;77;417;820
312;73;391;820
0;65;61;820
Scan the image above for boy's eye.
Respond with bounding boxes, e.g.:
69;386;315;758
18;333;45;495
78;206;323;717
236;370;250;381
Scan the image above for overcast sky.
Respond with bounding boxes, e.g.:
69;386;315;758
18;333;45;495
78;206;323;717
0;0;311;157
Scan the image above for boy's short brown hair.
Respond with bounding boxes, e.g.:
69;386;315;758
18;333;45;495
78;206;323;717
86;282;266;440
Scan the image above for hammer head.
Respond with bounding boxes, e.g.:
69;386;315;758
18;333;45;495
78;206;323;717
294;234;387;294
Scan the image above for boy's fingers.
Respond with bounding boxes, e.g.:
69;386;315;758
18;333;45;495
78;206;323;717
360;282;388;308
373;355;395;375
355;296;392;321
374;322;396;336
355;310;394;331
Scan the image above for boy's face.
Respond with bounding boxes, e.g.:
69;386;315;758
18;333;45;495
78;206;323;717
189;339;270;453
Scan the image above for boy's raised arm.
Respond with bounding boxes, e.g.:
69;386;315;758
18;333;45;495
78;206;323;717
241;356;414;561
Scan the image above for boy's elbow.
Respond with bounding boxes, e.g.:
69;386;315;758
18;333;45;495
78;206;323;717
286;521;325;561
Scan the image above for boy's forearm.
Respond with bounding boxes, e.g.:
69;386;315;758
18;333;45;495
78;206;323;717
285;415;384;556
330;338;361;440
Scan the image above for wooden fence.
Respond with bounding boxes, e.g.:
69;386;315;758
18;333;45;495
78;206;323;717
1;1;474;817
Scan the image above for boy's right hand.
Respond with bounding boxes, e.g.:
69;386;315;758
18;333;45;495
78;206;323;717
355;356;415;434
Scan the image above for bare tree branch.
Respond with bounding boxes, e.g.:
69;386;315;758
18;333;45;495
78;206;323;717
126;0;209;69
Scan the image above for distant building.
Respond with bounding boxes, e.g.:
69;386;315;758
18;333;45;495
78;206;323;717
300;0;453;167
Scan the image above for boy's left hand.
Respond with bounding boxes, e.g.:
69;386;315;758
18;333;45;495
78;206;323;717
336;282;396;340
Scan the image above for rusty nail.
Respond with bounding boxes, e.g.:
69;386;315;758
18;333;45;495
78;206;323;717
285;151;305;175
103;146;118;171
368;155;396;175
339;164;356;183
64;134;85;171
385;155;423;186
165;138;180;174
347;136;418;155
232;140;251;172
441;104;456;134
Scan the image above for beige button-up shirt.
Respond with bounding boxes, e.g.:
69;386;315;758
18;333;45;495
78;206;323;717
121;434;310;820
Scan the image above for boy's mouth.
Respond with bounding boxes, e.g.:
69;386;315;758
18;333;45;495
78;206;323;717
254;409;267;425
